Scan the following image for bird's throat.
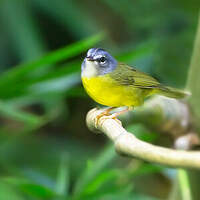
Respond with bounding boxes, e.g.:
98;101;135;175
81;60;98;78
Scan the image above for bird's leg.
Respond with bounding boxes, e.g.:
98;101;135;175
95;107;115;127
110;106;132;119
101;107;115;115
97;107;115;118
95;107;133;128
107;106;133;126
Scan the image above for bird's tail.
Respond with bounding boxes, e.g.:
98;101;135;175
156;85;191;99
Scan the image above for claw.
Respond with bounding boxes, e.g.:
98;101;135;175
95;113;107;128
95;114;122;128
95;107;114;128
106;114;122;126
94;106;133;128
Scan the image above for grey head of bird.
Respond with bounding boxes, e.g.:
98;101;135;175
81;48;117;78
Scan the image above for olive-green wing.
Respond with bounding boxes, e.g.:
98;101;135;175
110;62;160;88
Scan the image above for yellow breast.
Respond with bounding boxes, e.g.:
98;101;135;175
81;75;145;107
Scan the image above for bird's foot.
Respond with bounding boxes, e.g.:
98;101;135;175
94;106;132;128
95;113;122;128
95;107;114;128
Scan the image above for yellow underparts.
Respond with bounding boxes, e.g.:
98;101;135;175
82;75;153;107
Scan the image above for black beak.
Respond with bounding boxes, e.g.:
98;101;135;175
86;56;95;61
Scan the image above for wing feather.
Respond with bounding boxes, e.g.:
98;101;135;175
110;62;160;89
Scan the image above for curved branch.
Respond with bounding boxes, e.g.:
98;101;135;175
86;108;200;169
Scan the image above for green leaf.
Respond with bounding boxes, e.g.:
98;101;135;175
76;192;159;200
55;153;70;196
116;41;156;62
83;170;118;195
0;33;103;90
32;0;98;38
74;144;116;197
0;0;47;61
0;100;44;127
0;182;24;200
19;183;56;199
0;61;81;99
28;73;80;95
178;169;192;200
127;124;158;142
132;163;163;176
2;177;57;199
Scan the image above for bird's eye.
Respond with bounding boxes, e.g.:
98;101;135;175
99;56;106;64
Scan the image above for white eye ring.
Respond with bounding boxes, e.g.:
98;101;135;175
99;56;106;64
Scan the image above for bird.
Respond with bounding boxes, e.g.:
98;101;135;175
81;48;189;123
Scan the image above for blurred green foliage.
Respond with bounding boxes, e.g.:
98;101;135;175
0;0;198;199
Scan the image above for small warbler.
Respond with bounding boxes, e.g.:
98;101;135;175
81;48;189;120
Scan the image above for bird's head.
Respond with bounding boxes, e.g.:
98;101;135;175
81;48;117;77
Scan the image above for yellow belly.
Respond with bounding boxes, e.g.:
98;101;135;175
82;75;149;107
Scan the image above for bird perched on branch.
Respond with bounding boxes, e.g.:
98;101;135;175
81;48;189;121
